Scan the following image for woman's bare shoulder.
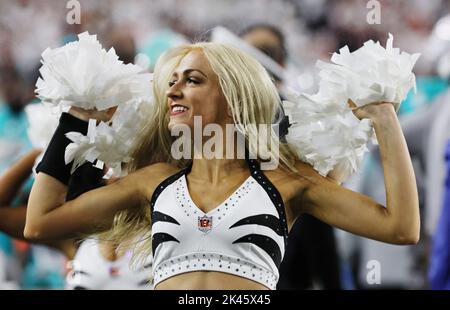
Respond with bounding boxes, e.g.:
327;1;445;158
263;161;310;201
265;160;319;184
140;162;181;174
264;160;333;204
292;160;323;177
128;162;184;195
131;162;181;180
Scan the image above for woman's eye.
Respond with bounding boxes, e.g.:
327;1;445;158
187;78;199;84
169;78;198;87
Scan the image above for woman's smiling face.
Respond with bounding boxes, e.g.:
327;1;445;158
166;50;231;132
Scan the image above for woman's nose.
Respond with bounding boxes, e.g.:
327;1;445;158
166;84;182;101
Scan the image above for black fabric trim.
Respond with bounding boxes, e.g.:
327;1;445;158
36;112;89;185
66;162;105;201
150;166;189;257
152;211;180;226
150;167;189;213
232;234;282;267
229;214;284;236
245;156;289;247
152;232;180;253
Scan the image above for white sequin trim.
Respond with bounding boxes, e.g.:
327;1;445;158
153;253;277;290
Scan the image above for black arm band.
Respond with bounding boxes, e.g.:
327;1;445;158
66;162;105;201
35;112;89;186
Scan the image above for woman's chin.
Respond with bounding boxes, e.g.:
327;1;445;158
168;119;192;132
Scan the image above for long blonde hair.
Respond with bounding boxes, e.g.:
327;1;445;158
102;42;299;262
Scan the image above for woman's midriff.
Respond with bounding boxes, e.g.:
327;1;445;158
154;271;270;290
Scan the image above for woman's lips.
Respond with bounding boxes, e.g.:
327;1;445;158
170;109;188;116
170;105;189;116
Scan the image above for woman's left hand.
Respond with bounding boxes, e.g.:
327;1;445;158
348;100;396;121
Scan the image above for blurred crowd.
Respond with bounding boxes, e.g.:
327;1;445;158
0;0;450;289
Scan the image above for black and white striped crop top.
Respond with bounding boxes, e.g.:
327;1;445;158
150;157;288;289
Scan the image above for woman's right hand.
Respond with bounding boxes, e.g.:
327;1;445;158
69;106;117;122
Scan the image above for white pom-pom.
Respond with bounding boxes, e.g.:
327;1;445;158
35;32;152;111
315;33;420;111
285;34;419;181
64;98;154;178
284;89;373;180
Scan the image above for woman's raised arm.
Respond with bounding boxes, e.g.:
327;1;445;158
24;107;159;241
24;166;152;241
298;102;420;244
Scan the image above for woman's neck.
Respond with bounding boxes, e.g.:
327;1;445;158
189;158;248;184
188;129;249;183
